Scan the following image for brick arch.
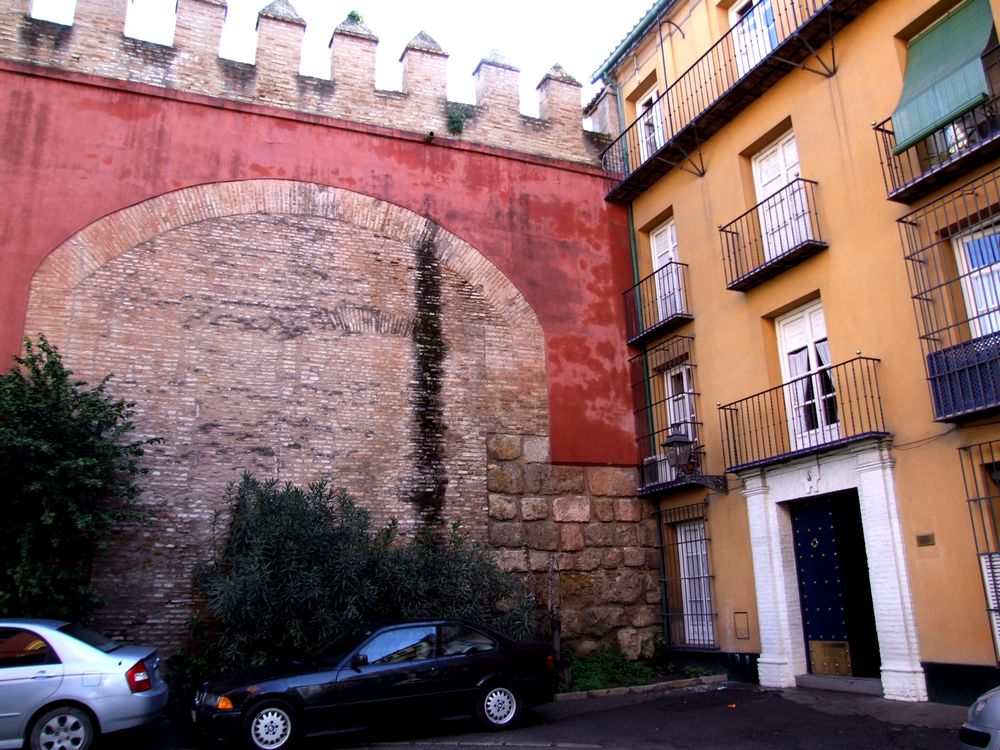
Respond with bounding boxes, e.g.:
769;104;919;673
26;179;541;342
22;179;554;645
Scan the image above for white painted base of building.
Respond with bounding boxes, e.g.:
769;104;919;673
739;440;928;702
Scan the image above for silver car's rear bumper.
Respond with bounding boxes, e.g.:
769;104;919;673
93;681;169;734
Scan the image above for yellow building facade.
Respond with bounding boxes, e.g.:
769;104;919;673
592;0;1000;702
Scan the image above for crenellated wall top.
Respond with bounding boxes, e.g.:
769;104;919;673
0;0;616;165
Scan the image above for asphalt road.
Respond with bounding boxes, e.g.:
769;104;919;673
106;682;968;750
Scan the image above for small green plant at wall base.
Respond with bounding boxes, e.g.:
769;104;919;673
683;665;714;679
564;650;655;692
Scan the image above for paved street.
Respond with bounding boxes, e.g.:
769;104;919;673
108;682;968;750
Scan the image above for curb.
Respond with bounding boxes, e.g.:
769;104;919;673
555;673;728;701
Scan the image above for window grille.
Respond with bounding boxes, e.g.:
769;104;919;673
959;439;1000;662
661;502;717;649
899;165;1000;420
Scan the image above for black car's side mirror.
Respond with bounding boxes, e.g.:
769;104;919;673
350;653;369;670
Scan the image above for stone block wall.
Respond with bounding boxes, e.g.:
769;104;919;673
0;0;610;164
485;435;661;659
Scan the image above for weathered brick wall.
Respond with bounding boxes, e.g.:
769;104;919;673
24;180;658;655
0;0;610;164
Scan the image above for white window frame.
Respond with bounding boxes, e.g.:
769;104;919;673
981;553;1000;659
954;222;1000;338
664;363;696;443
651;218;683;323
636;85;666;163
752;129;810;262
676;520;716;647
731;0;778;77
776;301;839;451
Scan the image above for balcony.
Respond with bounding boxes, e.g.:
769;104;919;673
719;178;826;291
600;0;876;202
718;356;888;473
928;334;1000;420
874;47;1000;204
898;165;1000;421
624;262;694;346
631;337;727;495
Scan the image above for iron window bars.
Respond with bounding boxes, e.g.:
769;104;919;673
898;165;1000;420
959;439;1000;663
631;336;726;494
660;501;718;650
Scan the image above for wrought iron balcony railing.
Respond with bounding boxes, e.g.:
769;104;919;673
719;178;826;291
898;165;1000;421
874;47;1000;205
718;356;888;473
632;337;727;495
600;0;875;202
624;262;693;345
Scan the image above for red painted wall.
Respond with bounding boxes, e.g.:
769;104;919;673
0;62;636;465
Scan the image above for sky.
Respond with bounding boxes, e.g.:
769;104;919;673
216;0;656;115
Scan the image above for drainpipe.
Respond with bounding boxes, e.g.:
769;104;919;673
613;81;670;648
654;500;670;646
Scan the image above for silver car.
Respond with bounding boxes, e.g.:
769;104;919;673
961;685;1000;750
0;618;168;750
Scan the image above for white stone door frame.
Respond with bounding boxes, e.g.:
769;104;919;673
740;439;928;701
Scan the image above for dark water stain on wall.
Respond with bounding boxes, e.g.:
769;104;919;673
408;224;449;526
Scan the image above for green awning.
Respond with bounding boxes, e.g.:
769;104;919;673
890;0;994;155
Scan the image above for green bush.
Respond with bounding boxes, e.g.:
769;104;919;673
0;335;156;621
383;523;538;639
565;650;655;692
173;473;538;692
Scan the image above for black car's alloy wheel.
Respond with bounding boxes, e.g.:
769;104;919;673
245;700;296;749
30;706;94;750
477;684;520;730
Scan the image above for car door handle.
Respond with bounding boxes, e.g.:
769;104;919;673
31;671;56;679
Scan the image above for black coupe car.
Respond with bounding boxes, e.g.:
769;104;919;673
192;620;558;749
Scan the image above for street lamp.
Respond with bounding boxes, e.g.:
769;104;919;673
662;432;696;475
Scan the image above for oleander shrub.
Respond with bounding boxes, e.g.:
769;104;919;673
170;473;538;698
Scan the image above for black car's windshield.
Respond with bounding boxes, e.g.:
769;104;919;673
59;623;122;653
315;627;373;665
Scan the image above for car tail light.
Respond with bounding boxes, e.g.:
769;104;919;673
126;660;152;693
545;654;555;670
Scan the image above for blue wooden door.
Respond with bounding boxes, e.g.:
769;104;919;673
790;493;880;678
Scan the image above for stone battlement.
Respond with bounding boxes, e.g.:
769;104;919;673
0;0;614;165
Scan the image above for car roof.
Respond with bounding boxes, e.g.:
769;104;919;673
0;618;69;629
368;618;498;630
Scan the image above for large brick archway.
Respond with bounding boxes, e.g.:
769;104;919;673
25;179;551;639
23;179;658;655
